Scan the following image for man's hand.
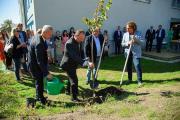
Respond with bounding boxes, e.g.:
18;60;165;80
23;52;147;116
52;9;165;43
132;36;139;44
88;62;94;69
47;73;53;80
22;43;27;47
128;40;133;45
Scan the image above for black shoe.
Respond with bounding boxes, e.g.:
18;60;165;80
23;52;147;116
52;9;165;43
36;97;47;105
65;91;71;95
86;81;90;85
125;80;132;85
71;98;82;102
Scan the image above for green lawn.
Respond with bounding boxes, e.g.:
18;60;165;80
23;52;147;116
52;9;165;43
0;55;180;120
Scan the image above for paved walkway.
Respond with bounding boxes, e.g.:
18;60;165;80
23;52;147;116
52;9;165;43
142;50;180;63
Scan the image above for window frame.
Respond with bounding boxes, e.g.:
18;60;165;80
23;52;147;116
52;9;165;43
133;0;151;4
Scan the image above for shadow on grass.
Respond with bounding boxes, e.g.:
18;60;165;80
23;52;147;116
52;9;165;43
78;86;150;104
49;65;64;73
45;100;85;108
100;56;180;73
98;78;180;86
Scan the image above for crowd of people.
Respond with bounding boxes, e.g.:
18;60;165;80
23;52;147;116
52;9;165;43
0;21;174;105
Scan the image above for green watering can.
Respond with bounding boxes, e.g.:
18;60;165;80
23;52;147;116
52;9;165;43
43;77;68;95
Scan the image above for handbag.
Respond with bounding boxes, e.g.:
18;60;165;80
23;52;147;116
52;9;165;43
4;43;13;56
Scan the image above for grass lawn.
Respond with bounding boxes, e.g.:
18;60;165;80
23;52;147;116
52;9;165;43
0;55;180;120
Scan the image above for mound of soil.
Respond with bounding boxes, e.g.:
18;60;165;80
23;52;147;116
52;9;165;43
87;86;124;104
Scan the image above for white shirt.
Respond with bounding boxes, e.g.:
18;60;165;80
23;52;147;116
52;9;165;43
159;29;162;37
93;36;101;57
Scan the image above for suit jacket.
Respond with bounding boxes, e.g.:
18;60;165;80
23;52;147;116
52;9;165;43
121;32;144;58
114;30;122;42
28;35;49;77
60;37;85;71
156;29;165;39
145;29;155;40
85;34;104;63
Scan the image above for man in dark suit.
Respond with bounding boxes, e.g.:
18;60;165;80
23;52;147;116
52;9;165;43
145;26;155;52
85;27;105;85
113;26;122;54
28;25;53;105
156;25;165;53
60;29;94;102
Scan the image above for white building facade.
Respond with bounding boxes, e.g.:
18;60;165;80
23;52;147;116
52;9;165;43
19;0;180;53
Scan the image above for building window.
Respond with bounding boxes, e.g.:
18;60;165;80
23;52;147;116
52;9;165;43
133;0;151;4
172;0;180;9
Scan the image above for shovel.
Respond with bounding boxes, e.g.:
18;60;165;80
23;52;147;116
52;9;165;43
120;43;132;86
90;35;107;90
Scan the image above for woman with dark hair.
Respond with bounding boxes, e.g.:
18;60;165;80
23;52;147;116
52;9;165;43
61;30;69;54
10;28;26;81
69;27;75;38
103;30;109;57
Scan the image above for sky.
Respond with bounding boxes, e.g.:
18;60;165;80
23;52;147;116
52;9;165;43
0;0;20;25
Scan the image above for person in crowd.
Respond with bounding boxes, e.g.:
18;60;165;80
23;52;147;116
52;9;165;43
103;30;109;57
156;25;165;53
167;27;173;51
145;26;155;52
54;31;62;64
26;29;34;49
85;29;91;37
60;29;94;102
69;27;75;38
121;21;144;86
85;27;106;85
0;32;6;66
36;28;42;35
28;25;53;105
114;26;122;55
10;28;26;81
16;23;28;72
47;36;55;64
123;26;127;34
61;30;69;54
1;30;12;69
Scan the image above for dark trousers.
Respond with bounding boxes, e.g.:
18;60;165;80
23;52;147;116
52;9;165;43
33;74;44;100
22;53;28;72
115;41;121;55
66;69;78;100
126;52;142;83
12;58;21;80
156;38;163;53
145;39;153;51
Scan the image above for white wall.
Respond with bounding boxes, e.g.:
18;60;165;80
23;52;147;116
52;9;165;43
33;0;180;36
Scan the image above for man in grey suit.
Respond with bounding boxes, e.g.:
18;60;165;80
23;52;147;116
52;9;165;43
60;29;94;102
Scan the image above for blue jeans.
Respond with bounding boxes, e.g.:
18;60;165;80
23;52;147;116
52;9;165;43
22;55;28;72
86;57;100;82
126;52;142;83
13;58;21;80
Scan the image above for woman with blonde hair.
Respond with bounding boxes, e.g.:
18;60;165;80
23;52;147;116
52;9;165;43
10;28;26;81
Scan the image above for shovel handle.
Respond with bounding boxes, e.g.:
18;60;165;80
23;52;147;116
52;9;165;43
120;44;132;85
